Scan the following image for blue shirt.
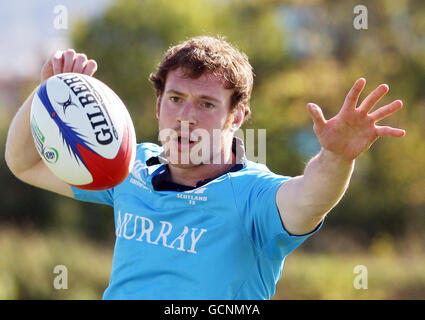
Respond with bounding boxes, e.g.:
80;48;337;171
71;140;323;299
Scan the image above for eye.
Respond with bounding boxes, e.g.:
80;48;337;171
170;96;182;103
203;102;215;109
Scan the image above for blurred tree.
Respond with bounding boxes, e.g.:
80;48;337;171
72;0;288;142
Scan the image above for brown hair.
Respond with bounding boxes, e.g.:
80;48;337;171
149;36;253;122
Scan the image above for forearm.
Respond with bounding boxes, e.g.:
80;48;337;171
298;147;355;216
5;88;42;175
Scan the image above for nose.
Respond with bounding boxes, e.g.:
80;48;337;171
177;100;197;126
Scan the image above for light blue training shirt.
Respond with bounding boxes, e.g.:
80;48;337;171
71;139;323;299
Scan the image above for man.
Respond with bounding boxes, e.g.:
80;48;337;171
5;36;405;299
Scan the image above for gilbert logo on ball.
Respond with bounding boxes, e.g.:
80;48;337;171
30;73;136;190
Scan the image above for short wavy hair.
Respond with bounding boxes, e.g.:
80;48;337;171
149;36;254;122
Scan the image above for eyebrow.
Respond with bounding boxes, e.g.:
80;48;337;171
165;89;221;103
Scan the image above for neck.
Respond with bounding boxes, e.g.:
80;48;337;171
168;147;236;187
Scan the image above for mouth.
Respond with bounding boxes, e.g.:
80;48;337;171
176;136;198;148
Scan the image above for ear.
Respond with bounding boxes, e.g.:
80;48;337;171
155;95;162;119
230;105;245;132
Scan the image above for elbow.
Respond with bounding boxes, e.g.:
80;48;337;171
4;141;25;179
5;147;19;178
303;204;334;218
4;142;13;172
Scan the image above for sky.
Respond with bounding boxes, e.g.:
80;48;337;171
0;0;113;80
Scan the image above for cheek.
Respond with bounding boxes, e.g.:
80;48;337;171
202;110;230;128
158;115;174;139
158;104;175;125
222;110;236;130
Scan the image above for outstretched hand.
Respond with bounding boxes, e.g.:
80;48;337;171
307;78;405;161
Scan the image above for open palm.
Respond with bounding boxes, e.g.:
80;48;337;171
307;78;405;161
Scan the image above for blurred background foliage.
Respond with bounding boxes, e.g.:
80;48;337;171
0;0;424;299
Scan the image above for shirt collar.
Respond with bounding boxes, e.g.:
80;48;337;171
147;137;247;191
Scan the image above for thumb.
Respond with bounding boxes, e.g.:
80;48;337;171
306;103;326;131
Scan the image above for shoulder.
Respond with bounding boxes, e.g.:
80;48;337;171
136;142;163;163
137;142;163;153
231;160;276;179
244;160;272;173
229;160;291;190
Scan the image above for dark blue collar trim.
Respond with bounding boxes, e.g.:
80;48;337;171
151;163;243;192
147;137;246;191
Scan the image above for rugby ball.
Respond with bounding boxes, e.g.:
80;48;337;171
30;73;136;190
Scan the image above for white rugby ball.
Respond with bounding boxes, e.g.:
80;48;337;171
30;73;136;190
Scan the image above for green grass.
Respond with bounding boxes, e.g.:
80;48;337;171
274;250;425;299
0;227;113;299
0;227;424;299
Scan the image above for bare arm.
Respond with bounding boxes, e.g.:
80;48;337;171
5;88;74;197
277;149;355;235
276;78;405;235
4;49;98;198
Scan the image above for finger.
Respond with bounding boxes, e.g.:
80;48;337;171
52;50;64;74
82;59;98;76
341;78;366;112
62;49;76;73
369;100;403;122
357;84;389;115
307;103;326;131
376;125;406;137
72;53;87;73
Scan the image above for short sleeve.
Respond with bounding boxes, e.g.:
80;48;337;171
231;164;323;259
69;142;162;207
71;185;114;206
